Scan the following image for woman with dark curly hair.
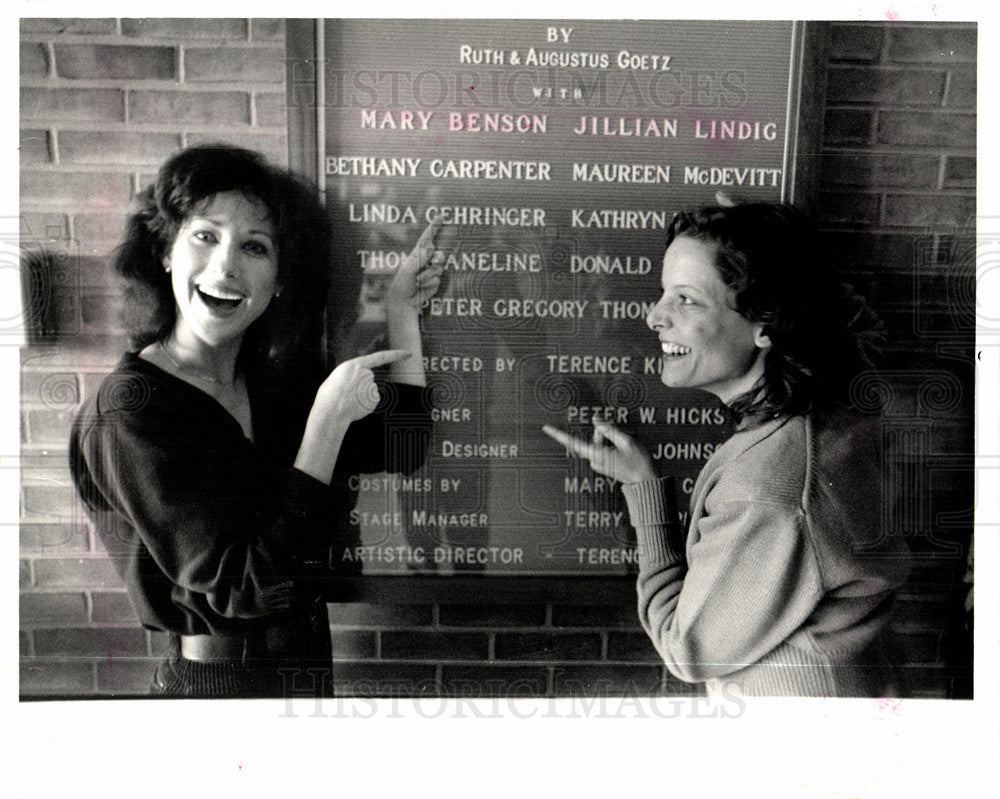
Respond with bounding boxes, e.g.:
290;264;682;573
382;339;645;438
544;202;911;697
70;144;449;698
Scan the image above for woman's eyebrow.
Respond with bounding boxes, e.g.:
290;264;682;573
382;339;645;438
662;281;708;294
187;215;274;239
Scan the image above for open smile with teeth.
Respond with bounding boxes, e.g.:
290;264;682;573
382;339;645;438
196;284;245;310
661;341;692;356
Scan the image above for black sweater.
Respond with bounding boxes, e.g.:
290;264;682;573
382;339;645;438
69;352;430;637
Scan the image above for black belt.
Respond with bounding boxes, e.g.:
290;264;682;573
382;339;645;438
178;626;293;662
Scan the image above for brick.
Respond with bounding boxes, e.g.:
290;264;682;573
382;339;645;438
184;133;287;166
20;560;31;589
74;214;129;248
93;523;142;558
20;213;70;241
96;658;157;695
820;153;938;190
184;47;284;84
90;591;138;624
828;24;884;61
893;596;954;632
330;663;438;697
21;482;76;517
329;629;377;660
380;631;488;661
21;592;89;624
883;195;976;229
896;631;942;664
149;631;171;656
81;292;118;328
20;659;95;696
21;631;31;657
34;627;147;657
494;632;601;661
823;108;874;145
81;369;114;403
440;665;548;697
20;18;117;35
59;131;181;167
607;632;663;662
254;92;287;128
21;243;85;292
877;111;977;148
23;286;83;342
20;43;48;78
21;88;125;124
328;602;432;627
946;68;976;109
32;557;122;589
129;90;250;126
20;130;50;166
25;408;77;443
943;156;976;189
21;171;132;208
250;19;285;41
21;369;80;409
552;605;638;628
815;192;881;226
826;67;946;106
121;18;247;40
888;26;977;63
552;664;666;697
816;231;924;273
55;45;176;81
20;523;90;554
439;604;545;627
136;171;157;193
68;254;113;291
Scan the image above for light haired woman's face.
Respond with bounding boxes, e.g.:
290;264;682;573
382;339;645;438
165;191;280;351
645;235;770;404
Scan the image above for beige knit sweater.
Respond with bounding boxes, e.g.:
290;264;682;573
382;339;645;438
621;412;911;698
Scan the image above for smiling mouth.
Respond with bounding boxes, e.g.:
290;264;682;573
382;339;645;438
196;285;244;311
661;342;692;357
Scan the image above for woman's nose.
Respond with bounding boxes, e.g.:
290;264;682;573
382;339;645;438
208;241;239;277
646;299;671;332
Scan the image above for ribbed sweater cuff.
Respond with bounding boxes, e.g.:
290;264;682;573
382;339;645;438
621;477;684;564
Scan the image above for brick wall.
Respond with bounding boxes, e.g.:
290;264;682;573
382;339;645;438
18;17;291;696
18;19;976;699
815;21;976;698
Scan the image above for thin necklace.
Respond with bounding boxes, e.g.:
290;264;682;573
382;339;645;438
158;340;235;388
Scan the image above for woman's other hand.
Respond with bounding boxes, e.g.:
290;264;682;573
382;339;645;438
385;216;455;312
296;349;411;484
542;419;657;485
315;349;411;422
384;217;457;387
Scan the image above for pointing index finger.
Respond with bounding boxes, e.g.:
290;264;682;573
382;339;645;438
355;349;412;369
542;425;597;460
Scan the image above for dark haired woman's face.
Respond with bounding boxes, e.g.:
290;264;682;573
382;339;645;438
164;191;279;350
646;236;769;403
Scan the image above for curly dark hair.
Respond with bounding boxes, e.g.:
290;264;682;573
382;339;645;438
113;143;356;384
665;203;885;422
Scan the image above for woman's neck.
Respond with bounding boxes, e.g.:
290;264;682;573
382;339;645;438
161;330;241;386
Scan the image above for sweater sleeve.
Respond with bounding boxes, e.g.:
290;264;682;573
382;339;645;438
625;479;824;683
336;381;432;477
73;402;331;623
